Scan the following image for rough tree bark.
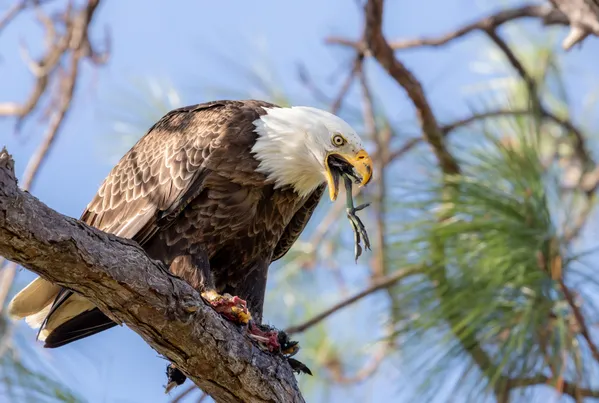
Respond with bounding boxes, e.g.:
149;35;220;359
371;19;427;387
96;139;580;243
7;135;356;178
549;0;599;49
0;148;305;403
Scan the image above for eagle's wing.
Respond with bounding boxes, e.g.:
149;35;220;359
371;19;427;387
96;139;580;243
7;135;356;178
82;101;229;243
10;100;275;347
271;184;326;262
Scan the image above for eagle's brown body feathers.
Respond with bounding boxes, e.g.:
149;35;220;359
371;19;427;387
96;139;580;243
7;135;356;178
21;100;325;347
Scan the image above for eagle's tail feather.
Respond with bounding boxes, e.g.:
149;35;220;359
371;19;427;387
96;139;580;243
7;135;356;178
43;307;117;348
7;277;61;320
8;277;116;348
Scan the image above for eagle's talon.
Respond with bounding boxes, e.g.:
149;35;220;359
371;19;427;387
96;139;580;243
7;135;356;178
248;322;281;352
201;290;252;325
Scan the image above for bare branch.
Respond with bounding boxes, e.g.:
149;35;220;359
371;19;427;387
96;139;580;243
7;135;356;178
330;54;364;114
170;384;199;403
484;29;540;106
389;5;565;50
0;0;107;128
285;266;418;335
296;58;362;116
326;4;569;51
0;0;105;312
364;0;460;176
0;0;55;34
0;148;305;403
387;137;422;163
509;373;599;398
324;343;387;384
482;27;593;172
557;279;599;365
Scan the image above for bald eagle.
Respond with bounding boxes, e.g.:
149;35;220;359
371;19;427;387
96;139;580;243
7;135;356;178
8;99;372;379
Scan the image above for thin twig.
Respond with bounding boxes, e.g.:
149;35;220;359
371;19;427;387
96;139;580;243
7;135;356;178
296;57;363;116
484;29;539;106
483;28;593;171
389;5;563;50
331;54;364;114
285;265;418;335
508;374;599;398
558;279;599;364
0;0;106;313
0;0;55;34
324;343;387;384
387;137;422;162
170;384;198;403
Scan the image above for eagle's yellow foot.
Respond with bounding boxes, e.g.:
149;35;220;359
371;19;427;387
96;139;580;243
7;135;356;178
201;290;251;325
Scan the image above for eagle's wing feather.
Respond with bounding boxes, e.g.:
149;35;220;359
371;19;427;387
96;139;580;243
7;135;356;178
82;102;227;243
271;184;326;262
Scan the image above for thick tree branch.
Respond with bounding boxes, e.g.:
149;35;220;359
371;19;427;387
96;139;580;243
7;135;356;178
0;148;304;403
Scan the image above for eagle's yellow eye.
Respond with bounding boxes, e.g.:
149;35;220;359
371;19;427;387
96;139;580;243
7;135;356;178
332;134;346;146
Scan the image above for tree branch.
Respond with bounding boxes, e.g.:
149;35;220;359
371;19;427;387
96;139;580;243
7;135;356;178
557;278;599;365
0;0;108;312
0;148;304;403
549;0;599;50
364;0;460;176
285;266;418;335
327;4;569;51
389;4;567;50
509;373;599;399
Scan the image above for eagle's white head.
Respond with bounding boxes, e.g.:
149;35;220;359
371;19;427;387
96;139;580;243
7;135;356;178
252;106;373;200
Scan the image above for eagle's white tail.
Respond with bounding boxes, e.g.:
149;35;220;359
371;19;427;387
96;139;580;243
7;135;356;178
8;277;60;320
7;277;95;341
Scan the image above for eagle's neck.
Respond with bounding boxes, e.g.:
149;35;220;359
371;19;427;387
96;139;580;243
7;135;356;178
251;108;327;198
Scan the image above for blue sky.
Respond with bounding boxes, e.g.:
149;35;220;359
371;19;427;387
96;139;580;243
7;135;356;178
2;0;599;402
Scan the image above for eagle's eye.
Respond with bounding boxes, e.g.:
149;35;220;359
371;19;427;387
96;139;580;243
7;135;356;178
332;134;346;147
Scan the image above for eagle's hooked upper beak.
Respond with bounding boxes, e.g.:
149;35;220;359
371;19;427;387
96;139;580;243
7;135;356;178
325;149;373;201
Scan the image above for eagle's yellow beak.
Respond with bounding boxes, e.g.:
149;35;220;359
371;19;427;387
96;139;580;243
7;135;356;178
325;149;373;201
